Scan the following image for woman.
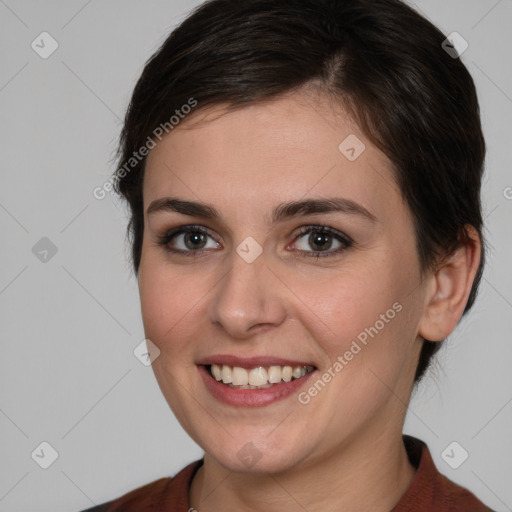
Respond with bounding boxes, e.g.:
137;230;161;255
81;0;495;510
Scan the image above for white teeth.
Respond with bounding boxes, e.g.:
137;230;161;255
221;365;233;384
211;364;222;381
232;366;249;386
248;367;268;386
209;363;313;387
282;366;292;382
267;366;282;383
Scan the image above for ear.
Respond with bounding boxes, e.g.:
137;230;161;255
418;225;482;342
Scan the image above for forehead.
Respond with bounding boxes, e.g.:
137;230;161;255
143;90;402;224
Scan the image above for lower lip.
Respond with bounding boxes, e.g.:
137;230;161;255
198;365;317;407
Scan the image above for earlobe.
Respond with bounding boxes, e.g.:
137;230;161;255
418;225;481;342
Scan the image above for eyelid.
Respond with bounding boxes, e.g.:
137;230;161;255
157;224;220;253
156;223;353;257
290;225;353;257
293;224;352;243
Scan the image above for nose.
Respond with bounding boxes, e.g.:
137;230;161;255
207;248;287;340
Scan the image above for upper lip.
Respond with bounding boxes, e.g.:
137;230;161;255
196;354;316;369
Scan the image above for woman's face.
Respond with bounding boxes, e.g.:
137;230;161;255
138;89;429;473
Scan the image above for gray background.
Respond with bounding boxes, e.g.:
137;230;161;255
0;1;511;511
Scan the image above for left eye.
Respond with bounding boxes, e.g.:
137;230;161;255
292;226;352;256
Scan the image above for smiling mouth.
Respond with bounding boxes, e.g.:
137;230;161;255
206;363;316;389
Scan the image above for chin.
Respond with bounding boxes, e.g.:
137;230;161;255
212;447;304;474
200;428;317;474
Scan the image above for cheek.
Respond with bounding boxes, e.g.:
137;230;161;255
293;258;418;385
138;258;207;355
291;264;401;341
138;261;207;420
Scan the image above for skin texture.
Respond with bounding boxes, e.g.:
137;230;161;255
138;87;481;512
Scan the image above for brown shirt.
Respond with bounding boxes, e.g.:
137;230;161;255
80;435;495;511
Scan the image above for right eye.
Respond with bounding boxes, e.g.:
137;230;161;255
156;225;221;256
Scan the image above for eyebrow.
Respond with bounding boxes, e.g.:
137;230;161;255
146;196;377;225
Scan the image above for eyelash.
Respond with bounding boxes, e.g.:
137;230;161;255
155;224;353;259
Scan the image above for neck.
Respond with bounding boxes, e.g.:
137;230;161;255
189;425;417;512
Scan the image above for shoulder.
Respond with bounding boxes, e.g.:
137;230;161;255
78;505;112;512
395;436;496;512
76;459;203;512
